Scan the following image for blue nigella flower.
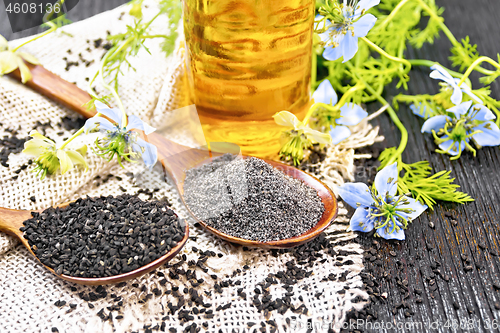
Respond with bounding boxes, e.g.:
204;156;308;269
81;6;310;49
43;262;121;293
421;101;500;158
312;80;367;144
85;101;158;168
429;64;482;106
316;0;379;63
421;101;500;159
337;163;428;240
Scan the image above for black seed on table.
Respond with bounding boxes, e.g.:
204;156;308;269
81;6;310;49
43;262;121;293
453;301;460;310
51;328;59;333
69;303;77;309
467;305;474;314
493;283;500;290
29;196;36;202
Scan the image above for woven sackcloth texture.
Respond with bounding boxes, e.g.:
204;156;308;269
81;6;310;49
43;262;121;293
0;2;383;332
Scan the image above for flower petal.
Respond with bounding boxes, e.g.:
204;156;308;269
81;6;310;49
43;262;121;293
17;51;40;65
447;100;472;117
65;150;88;171
376;223;405;240
374;162;398;197
337;104;368;125
329;125;351;145
273;111;300;129
421;115;450;133
17;58;31;83
450;85;463;106
28;130;55;144
472;122;500;147
133;138;158;169
471;104;495;121
84;116;116;133
336;182;373;208
56;149;74;175
341;34;359;63
22;140;49;156
349;207;373;232
429;64;454;85
355;0;380;16
312;80;338;105
438;136;466;156
315;17;331;33
94;101;123;125
0;51;19;74
302;126;331;144
410;103;429;119
397;196;427;221
323;44;344;62
352;14;377;37
126;115;156;135
456;80;483;105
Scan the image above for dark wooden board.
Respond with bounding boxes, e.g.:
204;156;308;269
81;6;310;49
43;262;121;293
2;0;500;332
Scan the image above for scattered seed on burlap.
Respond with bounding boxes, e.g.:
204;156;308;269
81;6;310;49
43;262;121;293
184;154;324;242
21;194;183;278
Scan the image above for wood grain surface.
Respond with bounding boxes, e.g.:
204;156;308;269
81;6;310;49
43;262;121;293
2;0;500;331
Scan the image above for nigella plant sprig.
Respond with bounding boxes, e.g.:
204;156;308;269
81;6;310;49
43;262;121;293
89;0;182;93
22;130;88;180
0;22;57;83
85;101;158;168
273;80;367;165
337;163;428;240
420;101;500;160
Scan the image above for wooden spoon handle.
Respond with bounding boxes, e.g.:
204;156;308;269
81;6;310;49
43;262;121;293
7;63;206;184
9;63;97;119
0;207;33;239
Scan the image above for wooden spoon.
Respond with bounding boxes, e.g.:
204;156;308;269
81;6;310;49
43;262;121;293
7;64;338;249
0;203;189;285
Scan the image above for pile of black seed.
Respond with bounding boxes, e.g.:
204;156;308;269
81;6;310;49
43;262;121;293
183;154;324;242
21;194;185;278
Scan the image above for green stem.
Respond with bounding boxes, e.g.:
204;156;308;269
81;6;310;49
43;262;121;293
458;56;500;88
59;112;101;149
415;0;458;47
408;59;472;86
346;62;408;166
378;0;410;30
303;103;337;125
12;22;57;52
142;34;170;39
361;37;411;73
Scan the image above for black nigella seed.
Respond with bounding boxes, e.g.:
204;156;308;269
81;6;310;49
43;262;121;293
29;196;36;202
21;194;183;278
183;154;324;242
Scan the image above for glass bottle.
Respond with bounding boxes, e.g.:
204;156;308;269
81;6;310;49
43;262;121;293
183;0;314;158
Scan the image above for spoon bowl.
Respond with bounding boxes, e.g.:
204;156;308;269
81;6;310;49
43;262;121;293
8;63;338;250
0;203;189;285
182;157;337;249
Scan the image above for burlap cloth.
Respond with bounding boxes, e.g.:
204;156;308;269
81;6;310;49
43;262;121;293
0;2;383;332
